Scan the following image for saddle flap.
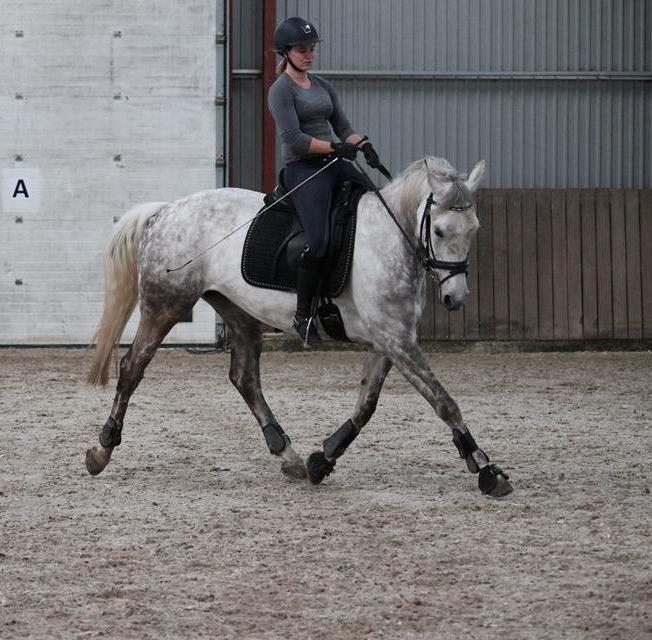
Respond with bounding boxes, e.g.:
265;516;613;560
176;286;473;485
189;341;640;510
242;182;368;297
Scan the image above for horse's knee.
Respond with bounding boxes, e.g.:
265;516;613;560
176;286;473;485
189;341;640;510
438;394;462;426
118;349;131;376
229;368;248;394
117;348;148;394
229;361;256;398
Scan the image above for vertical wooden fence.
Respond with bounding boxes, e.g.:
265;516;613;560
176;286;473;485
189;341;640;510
420;189;652;341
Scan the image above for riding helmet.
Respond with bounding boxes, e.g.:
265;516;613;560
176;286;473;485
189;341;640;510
274;17;320;52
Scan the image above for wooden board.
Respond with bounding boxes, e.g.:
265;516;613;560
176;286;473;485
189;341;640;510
566;190;584;339
640;190;652;338
434;283;450;340
609;190;628;338
477;190;495;339
419;278;436;340
624;190;642;338
507;190;524;339
464;220;481;340
536;191;554;339
522;190;539;338
492;191;510;339
551;190;568;339
580;190;598;338
595;189;613;337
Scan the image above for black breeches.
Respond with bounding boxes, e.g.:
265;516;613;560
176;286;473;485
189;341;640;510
283;156;369;258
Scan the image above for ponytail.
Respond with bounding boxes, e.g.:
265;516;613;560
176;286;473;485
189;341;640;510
276;55;288;76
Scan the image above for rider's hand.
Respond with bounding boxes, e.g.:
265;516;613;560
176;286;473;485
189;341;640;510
330;141;359;161
361;141;381;169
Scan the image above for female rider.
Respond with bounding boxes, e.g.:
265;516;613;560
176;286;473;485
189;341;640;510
268;16;381;346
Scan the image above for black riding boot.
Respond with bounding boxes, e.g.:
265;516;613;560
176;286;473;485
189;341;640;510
294;251;322;346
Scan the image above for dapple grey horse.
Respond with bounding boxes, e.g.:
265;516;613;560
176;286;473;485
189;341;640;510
86;156;512;497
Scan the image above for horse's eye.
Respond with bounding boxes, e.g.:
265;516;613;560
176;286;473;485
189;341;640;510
434;227;444;238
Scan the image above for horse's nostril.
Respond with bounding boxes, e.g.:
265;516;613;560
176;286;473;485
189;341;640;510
443;295;451;307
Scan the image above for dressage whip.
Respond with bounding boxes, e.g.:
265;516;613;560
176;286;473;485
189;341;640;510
166;156;340;273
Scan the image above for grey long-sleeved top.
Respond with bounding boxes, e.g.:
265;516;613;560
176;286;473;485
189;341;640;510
267;73;355;164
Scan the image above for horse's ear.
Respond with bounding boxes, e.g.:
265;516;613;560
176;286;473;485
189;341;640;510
465;160;486;193
423;158;438;191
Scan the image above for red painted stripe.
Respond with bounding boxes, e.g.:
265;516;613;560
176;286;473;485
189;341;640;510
262;0;277;192
227;0;234;187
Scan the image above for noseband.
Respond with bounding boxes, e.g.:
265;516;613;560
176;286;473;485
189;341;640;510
419;193;473;286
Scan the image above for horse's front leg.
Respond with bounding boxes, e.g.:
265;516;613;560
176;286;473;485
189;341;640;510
382;338;512;497
307;350;392;484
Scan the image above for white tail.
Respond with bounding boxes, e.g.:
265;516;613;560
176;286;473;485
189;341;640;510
87;202;166;386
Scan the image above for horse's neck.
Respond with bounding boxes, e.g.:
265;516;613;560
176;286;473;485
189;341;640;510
378;181;429;242
360;187;426;284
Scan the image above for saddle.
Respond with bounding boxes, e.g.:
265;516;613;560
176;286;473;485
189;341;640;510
241;176;369;339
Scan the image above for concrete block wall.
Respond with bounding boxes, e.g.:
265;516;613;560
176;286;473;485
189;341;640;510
1;1;224;344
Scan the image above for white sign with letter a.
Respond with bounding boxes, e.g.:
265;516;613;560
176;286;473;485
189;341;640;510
2;168;42;213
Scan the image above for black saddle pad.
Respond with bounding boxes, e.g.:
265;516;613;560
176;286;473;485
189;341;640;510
241;183;367;297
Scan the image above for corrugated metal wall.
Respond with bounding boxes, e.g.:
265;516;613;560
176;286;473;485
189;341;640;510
277;0;651;188
231;0;264;190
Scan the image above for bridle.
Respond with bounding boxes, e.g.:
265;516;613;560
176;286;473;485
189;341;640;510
418;192;474;286
356;160;475;287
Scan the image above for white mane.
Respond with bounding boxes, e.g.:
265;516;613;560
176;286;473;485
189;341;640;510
380;156;471;222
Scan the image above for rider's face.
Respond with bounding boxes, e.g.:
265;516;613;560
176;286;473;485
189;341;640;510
287;44;316;70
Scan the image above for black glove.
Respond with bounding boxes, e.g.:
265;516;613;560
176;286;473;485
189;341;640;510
361;141;381;169
330;141;359;161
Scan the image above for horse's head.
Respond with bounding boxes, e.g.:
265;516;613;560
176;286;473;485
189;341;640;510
424;159;485;310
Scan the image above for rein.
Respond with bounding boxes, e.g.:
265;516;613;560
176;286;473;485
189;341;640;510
355;160;473;286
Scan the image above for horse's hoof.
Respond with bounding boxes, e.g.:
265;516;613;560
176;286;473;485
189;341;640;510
479;464;513;498
85;447;110;476
281;458;307;479
306;451;335;485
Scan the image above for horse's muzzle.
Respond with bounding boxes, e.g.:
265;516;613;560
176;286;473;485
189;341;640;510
443;294;463;311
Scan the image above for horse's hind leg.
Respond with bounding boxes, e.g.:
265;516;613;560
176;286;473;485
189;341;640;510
203;292;306;479
307;350;392;484
85;309;184;475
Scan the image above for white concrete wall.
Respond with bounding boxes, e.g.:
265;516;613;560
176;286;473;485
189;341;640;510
0;0;224;344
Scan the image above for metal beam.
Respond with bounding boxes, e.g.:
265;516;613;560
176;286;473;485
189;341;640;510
314;70;652;81
232;68;263;77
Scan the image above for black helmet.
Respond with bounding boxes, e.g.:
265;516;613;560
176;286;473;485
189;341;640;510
274;17;320;52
